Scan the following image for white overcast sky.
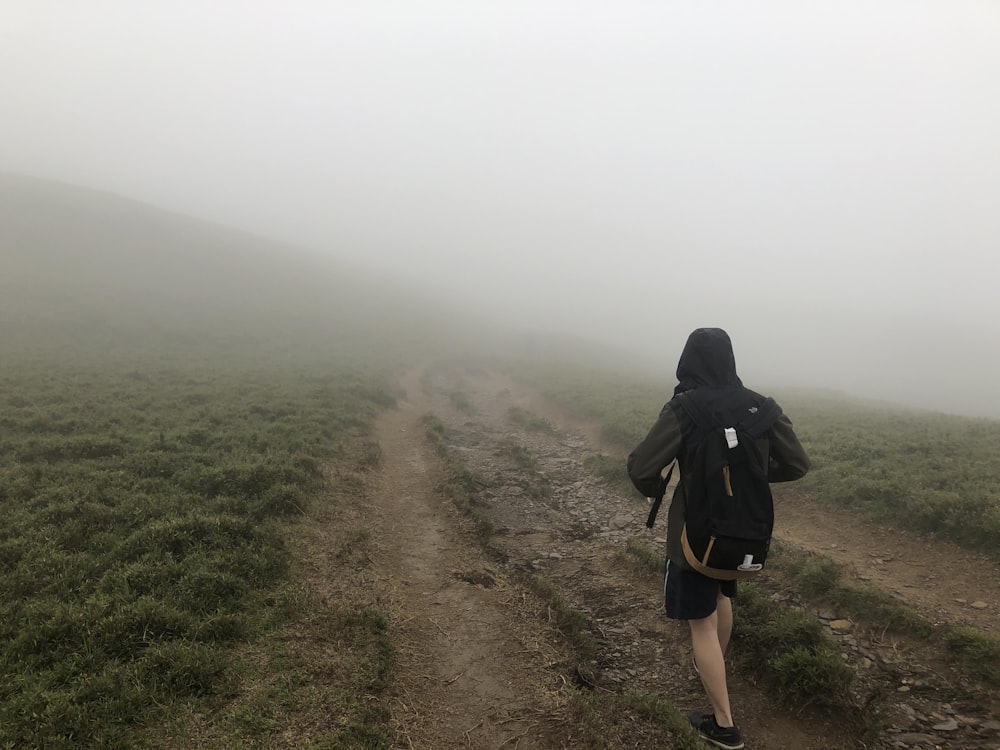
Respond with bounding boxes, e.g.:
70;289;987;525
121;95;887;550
3;1;999;413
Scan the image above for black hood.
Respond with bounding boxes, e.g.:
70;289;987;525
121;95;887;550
674;328;743;396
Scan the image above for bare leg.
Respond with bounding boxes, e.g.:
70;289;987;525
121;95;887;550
689;597;734;727
716;590;733;655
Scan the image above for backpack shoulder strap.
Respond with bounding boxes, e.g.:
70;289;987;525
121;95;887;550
674;391;719;434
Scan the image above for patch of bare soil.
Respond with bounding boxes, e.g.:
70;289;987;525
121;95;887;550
352;362;1000;749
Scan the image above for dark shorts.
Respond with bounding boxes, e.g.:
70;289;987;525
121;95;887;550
664;560;737;620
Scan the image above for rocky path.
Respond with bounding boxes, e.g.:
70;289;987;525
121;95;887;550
370;364;1000;749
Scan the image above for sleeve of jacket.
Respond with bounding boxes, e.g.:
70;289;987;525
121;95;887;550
626;403;682;497
767;413;810;482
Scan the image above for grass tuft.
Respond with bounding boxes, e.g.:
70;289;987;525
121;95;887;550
567;690;704;750
516;573;597;657
734;583;855;711
943;628;1000;686
507;406;555;433
583;453;634;493
449;391;475;413
620;538;665;576
499;439;539;471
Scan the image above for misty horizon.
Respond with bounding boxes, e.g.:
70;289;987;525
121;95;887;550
2;2;999;417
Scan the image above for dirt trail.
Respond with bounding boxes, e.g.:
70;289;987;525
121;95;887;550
774;491;998;632
368;364;1000;750
369;370;566;749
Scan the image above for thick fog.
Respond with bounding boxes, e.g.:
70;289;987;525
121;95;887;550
3;2;999;416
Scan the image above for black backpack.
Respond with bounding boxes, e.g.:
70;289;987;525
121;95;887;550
674;390;782;580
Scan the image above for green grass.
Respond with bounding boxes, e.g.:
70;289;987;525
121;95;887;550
733;583;855;712
496;439;555;500
775;391;1000;555
422;415;495;545
617;538;665;577
769;545;933;637
0;352;398;748
769;543;1000;687
499;438;539;471
567;690;704;750
583;453;634;493
507;406;555;433
943;628;1000;686
423;413;450;457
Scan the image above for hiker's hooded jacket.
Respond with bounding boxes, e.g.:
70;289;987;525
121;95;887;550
626;328;810;570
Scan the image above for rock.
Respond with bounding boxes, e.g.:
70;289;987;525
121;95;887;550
894;732;938;746
829;619;854;632
981;719;1000;732
931;719;959;732
970;600;988;609
608;513;632;530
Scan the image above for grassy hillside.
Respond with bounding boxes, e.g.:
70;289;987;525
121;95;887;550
4;173;996;747
0;174;470;747
0;172;490;364
0;356;399;748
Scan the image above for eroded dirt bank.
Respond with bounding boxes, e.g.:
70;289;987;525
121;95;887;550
365;364;999;750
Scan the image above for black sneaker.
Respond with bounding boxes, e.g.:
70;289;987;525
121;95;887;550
688;711;744;750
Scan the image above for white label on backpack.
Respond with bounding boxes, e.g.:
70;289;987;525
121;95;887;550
738;554;763;572
724;427;738;449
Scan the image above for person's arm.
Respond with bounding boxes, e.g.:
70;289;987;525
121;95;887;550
767;413;810;482
627;403;682;497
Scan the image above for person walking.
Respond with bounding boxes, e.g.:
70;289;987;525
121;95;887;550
627;328;809;750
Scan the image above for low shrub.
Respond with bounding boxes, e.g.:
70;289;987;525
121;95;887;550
734;583;855;711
